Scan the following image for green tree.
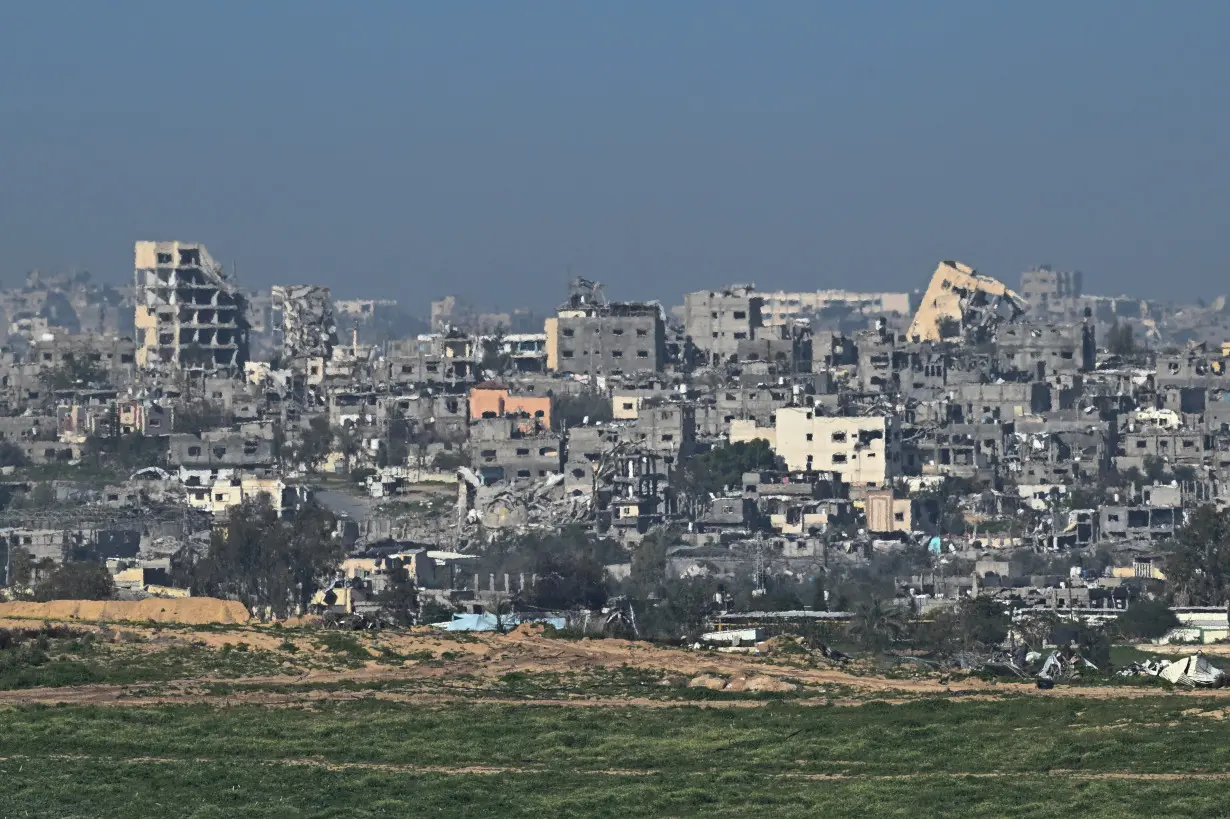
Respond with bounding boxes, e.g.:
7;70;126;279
526;539;609;611
629;530;670;595
295;416;334;471
912;480;969;535
32;561;115;601
183;497;342;617
484;526;616;611
0;441;30;468
1058;618;1112;668
676;440;781;515
375;558;419;626
39;356;107;391
83;433;165;473
334;424;362;474
1142;455;1170;484
1173;465;1198;483
1165;504;1230;606
646;576;719;641
1017;610;1061;652
848;596;910;653
943;596;1010;651
419;598;456;625
431;450;467;471
5;546;36;588
1114;598;1179;641
479;328;513;376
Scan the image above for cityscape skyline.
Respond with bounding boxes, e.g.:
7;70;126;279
2;2;1228;305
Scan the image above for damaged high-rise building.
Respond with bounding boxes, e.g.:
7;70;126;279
908;261;1028;344
134;241;250;374
271;285;337;363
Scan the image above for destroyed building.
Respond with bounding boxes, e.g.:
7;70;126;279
682;284;764;366
772;409;902;488
15;223;1230;645
133;241;250;374
271;285;337;364
470;418;561;484
1019;265;1083;316
908;261;1028;344
546;279;666;375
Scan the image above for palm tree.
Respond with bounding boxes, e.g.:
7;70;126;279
849;597;910;653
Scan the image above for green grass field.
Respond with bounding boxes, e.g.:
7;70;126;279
2;623;1227;816
5;695;1230;817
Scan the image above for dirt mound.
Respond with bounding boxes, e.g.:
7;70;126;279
745;676;797;693
688;674;726;690
508;622;546;638
0;598;251;625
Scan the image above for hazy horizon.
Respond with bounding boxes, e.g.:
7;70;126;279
2;1;1227;310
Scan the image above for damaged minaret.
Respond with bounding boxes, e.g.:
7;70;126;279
134;241;250;374
271;285;338;366
907;260;1029;344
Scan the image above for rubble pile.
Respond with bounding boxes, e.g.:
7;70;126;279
1119;653;1227;688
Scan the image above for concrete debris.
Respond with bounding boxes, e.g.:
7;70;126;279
458;467;587;533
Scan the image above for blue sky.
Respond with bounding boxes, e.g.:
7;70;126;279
1;1;1226;310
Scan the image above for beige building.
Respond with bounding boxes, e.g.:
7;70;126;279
611;392;644;420
729;418;776;449
773;408;900;487
907;261;1026;343
864;488;913;532
186;475;290;517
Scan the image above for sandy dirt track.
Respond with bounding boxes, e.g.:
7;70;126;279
0;619;1225;708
